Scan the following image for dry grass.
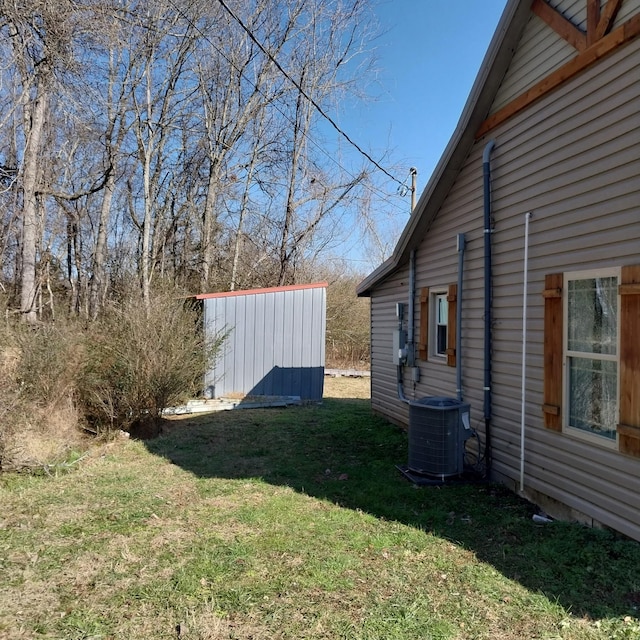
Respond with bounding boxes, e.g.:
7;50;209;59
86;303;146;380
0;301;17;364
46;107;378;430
323;374;370;399
1;378;639;640
0;322;87;472
4;399;87;468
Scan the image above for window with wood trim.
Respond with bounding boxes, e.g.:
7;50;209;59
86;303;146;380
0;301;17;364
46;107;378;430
435;292;448;357
542;266;640;458
418;284;456;367
565;269;619;441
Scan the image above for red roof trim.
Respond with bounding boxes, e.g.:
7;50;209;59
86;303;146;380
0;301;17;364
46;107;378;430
195;282;328;300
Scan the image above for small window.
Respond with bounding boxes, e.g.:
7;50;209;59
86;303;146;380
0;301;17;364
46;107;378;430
435;293;448;357
428;289;449;360
419;284;456;366
564;270;619;441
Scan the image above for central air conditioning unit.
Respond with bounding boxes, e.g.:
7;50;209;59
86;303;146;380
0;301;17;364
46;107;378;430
407;396;471;479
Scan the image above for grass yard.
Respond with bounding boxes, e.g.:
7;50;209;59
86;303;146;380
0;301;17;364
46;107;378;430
1;376;639;639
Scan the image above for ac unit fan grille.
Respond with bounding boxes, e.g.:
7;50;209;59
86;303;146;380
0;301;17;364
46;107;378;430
407;397;470;478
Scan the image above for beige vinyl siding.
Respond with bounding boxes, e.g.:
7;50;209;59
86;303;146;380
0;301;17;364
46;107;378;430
614;0;640;26
490;0;640;114
369;269;410;426
368;35;640;539
485;35;640;539
412;144;486;431
544;0;640;30
491;14;576;113
551;0;592;30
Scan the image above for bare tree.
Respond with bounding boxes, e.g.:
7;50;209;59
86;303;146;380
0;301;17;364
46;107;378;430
88;22;133;319
0;0;387;316
192;0;300;291
266;0;374;285
1;0;114;320
125;1;199;310
1;2;59;321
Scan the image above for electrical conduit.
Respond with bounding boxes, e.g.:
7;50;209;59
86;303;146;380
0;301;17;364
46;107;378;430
408;250;416;367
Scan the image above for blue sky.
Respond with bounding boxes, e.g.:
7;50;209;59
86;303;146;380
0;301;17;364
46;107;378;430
353;0;508;194
327;0;508;267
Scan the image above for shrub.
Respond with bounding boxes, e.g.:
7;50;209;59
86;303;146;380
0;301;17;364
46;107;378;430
0;308;85;471
77;292;224;436
0;288;224;466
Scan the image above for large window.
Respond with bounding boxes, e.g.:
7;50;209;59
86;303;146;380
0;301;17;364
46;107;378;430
564;270;619;441
544;265;640;458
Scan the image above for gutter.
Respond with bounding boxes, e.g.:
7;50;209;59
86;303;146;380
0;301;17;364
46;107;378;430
456;233;466;401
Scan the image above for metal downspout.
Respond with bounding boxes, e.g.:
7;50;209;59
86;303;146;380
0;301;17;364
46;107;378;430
483;140;496;474
396;301;409;403
407;170;418;369
396;250;417;404
456;234;466;401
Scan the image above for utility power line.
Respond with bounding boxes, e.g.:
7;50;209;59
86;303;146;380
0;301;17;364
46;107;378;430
215;0;405;189
162;0;409;212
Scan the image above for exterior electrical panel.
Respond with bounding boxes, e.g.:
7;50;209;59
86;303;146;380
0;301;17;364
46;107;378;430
392;329;407;365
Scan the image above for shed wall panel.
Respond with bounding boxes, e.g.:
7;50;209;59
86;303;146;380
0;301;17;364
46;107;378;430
204;285;326;401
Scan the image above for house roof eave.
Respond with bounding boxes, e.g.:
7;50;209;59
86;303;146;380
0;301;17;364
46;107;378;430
357;0;530;297
355;256;395;297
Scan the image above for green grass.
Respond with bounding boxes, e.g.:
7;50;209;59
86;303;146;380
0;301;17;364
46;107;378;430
1;395;639;639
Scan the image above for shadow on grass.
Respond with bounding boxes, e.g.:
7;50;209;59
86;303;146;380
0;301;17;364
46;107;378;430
145;397;640;621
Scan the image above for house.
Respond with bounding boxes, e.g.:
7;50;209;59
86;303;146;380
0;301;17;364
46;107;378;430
197;283;327;403
357;0;640;541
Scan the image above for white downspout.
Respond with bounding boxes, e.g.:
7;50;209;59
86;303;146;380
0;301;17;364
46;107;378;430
519;212;532;492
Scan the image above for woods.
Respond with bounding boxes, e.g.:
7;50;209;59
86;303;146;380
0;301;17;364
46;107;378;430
0;0;393;321
0;0;383;469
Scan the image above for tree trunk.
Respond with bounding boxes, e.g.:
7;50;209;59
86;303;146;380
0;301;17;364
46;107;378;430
89;172;115;319
230;161;255;291
278;78;307;287
200;160;219;292
20;85;48;323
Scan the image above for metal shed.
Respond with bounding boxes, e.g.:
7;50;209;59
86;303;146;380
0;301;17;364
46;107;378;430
197;282;327;402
